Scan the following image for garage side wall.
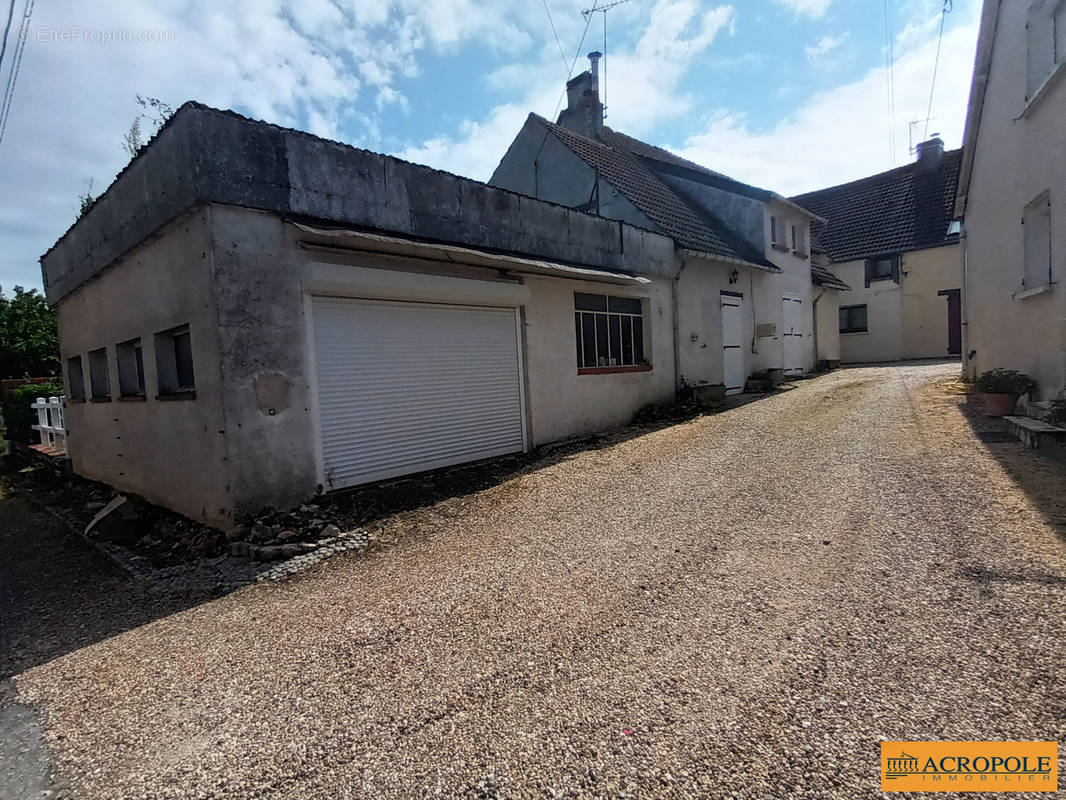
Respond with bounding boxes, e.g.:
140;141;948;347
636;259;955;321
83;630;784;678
209;206;321;521
522;276;676;444
56;209;233;528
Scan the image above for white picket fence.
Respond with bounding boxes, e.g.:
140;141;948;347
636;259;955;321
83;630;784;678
30;396;67;454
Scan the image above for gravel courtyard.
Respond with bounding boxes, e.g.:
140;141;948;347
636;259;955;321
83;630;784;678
7;361;1066;798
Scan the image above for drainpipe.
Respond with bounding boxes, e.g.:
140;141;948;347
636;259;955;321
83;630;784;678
959;224;972;380
672;255;687;396
812;288;824;369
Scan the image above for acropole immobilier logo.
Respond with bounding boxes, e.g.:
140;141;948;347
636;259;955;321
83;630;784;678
881;741;1057;792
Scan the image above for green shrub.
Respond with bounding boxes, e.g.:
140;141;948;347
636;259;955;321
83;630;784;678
2;380;63;443
974;369;1037;397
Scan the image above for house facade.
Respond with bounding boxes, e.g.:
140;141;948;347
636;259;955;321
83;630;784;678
792;140;963;364
43;103;683;530
489;58;848;394
955;0;1066;400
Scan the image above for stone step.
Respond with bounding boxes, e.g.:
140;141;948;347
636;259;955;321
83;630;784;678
1003;415;1066;449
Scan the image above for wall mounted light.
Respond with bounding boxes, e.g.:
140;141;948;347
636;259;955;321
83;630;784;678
728;269;739;284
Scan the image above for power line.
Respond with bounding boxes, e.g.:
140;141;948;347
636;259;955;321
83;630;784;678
0;0;33;151
883;0;896;166
923;0;952;140
581;0;631;120
0;0;16;77
550;2;596;119
539;0;570;78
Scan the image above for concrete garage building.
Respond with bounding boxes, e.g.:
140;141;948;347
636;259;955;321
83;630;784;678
489;57;849;392
42;102;679;531
955;0;1066;400
792;138;963;365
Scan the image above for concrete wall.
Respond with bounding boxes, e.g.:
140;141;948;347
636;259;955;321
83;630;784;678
675;256;753;387
521;275;675;443
43;103;676;304
55;208;233;529
901;244;961;359
209;206;321;521
832;259;903;363
831;244;960;363
962;1;1066;397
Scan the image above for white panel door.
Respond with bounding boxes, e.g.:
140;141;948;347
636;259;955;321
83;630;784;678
721;294;745;395
782;294;804;375
311;297;525;490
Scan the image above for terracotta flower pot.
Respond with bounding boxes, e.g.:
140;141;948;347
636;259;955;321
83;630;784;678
981;393;1017;417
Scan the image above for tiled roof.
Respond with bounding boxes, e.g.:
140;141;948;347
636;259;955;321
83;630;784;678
811;262;850;291
791;149;963;263
530;115;774;269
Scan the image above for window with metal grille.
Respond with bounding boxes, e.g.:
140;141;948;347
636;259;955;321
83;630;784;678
574;293;646;369
839;304;868;334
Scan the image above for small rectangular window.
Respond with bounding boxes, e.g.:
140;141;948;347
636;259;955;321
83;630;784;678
574;293;648;370
839;304;868;334
770;215;780;244
116;337;146;397
865;255;899;286
88;348;110;401
66;356;85;401
155;324;196;396
1023;192;1052;288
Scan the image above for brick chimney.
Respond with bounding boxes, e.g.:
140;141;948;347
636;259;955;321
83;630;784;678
556;52;604;139
916;136;944;171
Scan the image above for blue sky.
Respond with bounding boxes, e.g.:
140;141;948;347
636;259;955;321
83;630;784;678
0;0;981;291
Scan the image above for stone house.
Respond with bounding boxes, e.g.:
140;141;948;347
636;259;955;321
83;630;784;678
791;139;963;364
42;102;684;531
956;0;1066;401
489;55;849;394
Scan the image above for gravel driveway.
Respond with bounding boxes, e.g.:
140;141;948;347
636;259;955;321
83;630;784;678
10;361;1066;798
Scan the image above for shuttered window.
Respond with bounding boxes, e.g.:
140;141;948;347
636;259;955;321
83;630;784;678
864;255;899;287
1023;192;1052;288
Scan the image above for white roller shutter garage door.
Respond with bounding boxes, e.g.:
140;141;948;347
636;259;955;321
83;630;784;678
311;297;526;490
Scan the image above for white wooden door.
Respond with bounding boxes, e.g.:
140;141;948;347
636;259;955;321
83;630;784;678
721;293;744;395
782;294;804;375
311;297;526;490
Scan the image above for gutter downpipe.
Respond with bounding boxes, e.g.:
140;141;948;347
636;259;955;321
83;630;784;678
960;224;971;380
672;254;687;396
812;288;825;368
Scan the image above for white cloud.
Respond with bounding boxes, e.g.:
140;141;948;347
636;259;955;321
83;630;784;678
674;14;980;195
774;0;833;19
397;1;736;177
805;32;849;61
0;0;568;289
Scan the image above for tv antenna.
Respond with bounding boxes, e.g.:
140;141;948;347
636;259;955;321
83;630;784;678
908;118;938;155
581;0;633;119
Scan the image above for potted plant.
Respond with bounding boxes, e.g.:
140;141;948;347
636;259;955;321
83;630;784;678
974;369;1038;417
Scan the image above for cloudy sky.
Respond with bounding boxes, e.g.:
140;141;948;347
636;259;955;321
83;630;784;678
0;0;980;292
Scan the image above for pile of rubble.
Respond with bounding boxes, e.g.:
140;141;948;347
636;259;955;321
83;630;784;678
228;502;370;563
